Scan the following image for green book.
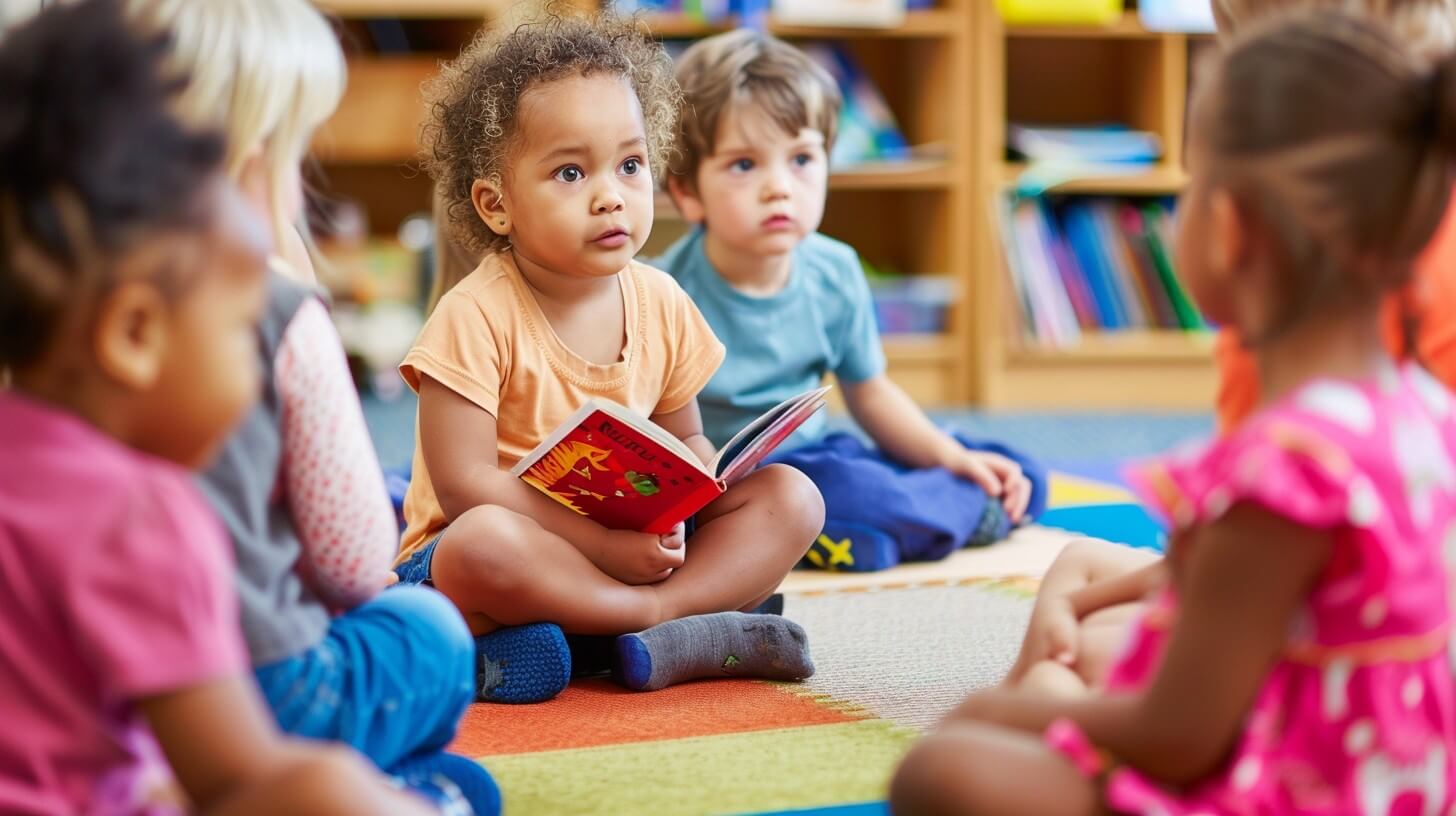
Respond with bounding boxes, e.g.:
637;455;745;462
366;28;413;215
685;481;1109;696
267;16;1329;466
1141;203;1204;330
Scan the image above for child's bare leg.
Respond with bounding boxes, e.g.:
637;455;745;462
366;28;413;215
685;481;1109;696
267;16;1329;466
429;505;663;636
1074;602;1146;687
1007;539;1160;684
1022;659;1091;698
891;721;1106;816
652;465;824;619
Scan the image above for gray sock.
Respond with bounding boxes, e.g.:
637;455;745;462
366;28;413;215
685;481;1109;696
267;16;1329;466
614;612;814;691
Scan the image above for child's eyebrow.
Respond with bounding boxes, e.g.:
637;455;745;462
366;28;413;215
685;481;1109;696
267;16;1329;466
540;138;646;164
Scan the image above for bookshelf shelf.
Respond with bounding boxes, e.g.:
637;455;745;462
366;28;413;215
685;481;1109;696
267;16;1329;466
1004;13;1161;39
998;162;1188;195
640;9;961;39
1008;330;1213;364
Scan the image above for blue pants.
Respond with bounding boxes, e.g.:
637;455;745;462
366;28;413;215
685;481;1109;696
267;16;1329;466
254;586;475;772
770;432;1048;572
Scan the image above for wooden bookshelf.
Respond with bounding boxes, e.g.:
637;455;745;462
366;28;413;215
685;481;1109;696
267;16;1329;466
309;1;1210;409
971;3;1213;408
641;8;960;39
998;162;1188;195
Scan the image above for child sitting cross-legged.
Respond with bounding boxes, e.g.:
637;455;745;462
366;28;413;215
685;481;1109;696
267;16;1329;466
395;14;826;699
892;12;1456;814
655;31;1048;573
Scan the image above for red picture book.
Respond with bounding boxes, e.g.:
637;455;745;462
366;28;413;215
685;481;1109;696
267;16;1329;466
509;387;830;535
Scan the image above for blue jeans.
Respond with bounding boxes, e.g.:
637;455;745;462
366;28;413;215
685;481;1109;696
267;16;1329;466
254;585;474;772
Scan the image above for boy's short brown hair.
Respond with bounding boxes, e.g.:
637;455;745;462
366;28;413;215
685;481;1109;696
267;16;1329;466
668;29;842;188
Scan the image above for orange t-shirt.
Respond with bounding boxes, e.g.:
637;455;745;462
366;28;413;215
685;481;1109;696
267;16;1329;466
1215;192;1456;432
396;252;726;560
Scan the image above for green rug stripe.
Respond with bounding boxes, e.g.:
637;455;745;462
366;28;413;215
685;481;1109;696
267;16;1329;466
481;720;917;816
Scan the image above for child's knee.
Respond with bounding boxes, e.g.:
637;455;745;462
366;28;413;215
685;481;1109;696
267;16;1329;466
379;586;474;669
755;464;826;535
890;733;966;816
433;506;543;598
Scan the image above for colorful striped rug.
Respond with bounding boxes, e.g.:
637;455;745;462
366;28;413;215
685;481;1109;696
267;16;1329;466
450;472;1150;815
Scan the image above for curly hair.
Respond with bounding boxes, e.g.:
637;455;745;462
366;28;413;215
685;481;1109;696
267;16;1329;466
422;12;681;259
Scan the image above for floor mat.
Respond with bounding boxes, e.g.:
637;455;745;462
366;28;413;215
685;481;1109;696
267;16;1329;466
453;576;1041;815
448;471;1153;815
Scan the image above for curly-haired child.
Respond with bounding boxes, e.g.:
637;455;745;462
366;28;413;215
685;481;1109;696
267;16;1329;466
396;14;825;699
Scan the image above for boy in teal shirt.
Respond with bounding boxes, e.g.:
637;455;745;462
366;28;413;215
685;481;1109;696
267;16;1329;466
654;30;1047;571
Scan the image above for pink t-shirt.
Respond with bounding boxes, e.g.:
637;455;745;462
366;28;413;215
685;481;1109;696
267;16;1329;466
0;393;247;815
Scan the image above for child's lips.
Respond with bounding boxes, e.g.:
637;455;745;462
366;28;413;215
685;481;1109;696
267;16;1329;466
762;214;795;231
591;228;630;248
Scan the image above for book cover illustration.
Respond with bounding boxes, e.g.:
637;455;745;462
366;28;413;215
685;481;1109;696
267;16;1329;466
512;387;829;534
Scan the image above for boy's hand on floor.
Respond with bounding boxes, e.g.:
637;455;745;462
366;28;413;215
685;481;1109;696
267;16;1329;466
946;450;1032;522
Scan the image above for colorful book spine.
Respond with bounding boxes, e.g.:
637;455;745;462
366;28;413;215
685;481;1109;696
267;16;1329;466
997;196;1206;345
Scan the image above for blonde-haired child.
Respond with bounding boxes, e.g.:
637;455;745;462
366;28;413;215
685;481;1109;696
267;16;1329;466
399;14;824;697
894;11;1456;813
0;2;431;813
1008;0;1456;700
127;0;342;285
122;0;498;810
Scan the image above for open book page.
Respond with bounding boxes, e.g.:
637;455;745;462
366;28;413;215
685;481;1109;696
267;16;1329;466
510;399;710;480
710;386;832;483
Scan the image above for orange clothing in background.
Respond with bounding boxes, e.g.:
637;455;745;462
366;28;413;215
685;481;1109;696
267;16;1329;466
1215;192;1456;432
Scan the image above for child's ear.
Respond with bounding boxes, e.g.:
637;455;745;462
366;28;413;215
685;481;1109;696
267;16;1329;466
93;280;169;391
471;178;511;236
667;175;707;225
1208;188;1246;281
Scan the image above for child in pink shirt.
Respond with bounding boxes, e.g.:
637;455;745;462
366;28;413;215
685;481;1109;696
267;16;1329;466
0;2;432;814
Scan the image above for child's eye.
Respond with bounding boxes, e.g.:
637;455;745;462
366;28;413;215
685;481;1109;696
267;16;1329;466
620;158;642;176
793;153;814;167
554;165;584;183
730;158;754;173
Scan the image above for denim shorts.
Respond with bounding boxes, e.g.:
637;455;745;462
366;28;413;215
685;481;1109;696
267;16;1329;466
395;532;443;586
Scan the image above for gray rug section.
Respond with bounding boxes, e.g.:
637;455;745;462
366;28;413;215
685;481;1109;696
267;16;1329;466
786;584;1034;731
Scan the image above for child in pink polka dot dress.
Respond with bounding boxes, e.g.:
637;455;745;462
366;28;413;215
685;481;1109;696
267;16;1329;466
891;13;1456;816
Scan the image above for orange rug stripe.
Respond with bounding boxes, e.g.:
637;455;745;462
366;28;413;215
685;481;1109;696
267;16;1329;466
449;679;865;757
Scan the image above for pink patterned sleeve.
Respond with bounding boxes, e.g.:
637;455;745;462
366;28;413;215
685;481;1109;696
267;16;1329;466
276;298;397;609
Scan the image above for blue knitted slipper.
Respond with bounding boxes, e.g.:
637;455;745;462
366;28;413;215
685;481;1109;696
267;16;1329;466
474;622;571;704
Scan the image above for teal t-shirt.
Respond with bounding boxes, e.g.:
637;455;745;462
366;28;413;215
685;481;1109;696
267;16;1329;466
651;228;886;450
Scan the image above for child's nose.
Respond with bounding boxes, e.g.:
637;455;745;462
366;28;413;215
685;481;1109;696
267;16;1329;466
761;171;791;201
593;184;626;214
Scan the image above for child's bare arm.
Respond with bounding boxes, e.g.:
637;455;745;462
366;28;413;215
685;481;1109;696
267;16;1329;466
651;399;716;466
418;375;683;584
949;504;1329;785
1066;559;1168;618
842;374;1032;520
139;676;431;816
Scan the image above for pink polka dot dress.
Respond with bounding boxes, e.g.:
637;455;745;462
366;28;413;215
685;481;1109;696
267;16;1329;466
1078;364;1456;814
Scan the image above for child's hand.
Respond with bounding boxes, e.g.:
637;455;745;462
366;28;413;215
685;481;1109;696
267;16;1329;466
600;528;687;585
1025;595;1080;669
947;450;1033;522
659;521;687;551
1005;594;1079;687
